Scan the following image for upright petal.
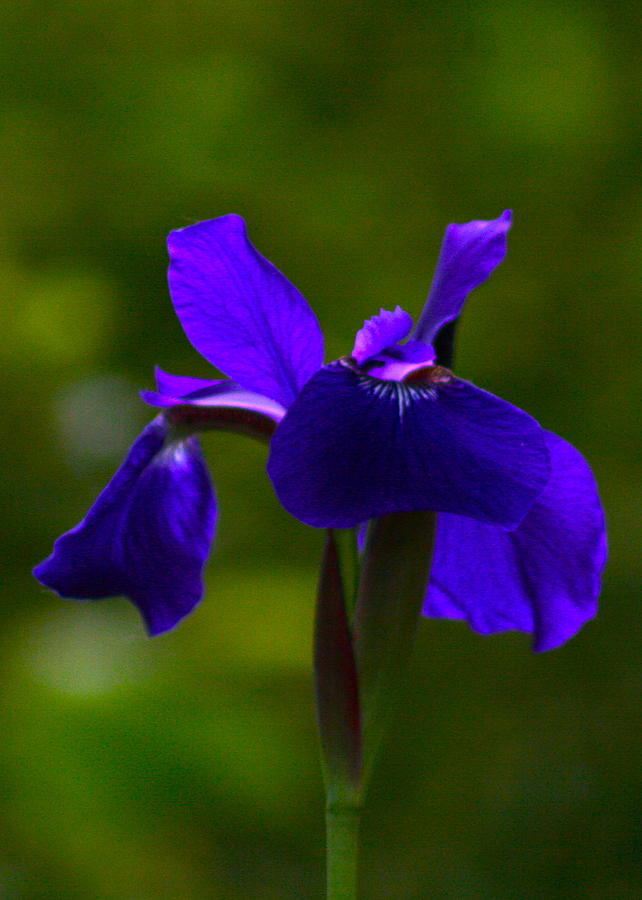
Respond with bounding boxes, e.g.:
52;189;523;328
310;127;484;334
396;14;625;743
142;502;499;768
167;216;324;408
267;364;550;529
424;432;607;651
33;418;216;635
414;210;512;345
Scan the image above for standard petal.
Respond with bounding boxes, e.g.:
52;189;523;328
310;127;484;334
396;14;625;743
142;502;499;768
424;432;607;651
267;364;550;529
167;216;324;407
141;367;286;422
33;418;216;635
414;210;512;345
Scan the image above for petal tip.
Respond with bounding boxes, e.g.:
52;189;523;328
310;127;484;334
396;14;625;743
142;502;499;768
32;559;53;591
414;209;515;344
141;595;204;636
167;213;247;246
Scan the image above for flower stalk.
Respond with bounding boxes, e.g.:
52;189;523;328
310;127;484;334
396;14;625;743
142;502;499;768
314;530;362;795
315;512;437;898
325;804;362;900
315;529;363;899
354;511;437;789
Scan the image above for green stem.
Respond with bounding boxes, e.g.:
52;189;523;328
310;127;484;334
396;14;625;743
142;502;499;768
317;513;437;899
325;803;362;900
354;511;436;788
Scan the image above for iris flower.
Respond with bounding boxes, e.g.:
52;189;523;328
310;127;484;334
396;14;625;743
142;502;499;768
34;212;606;649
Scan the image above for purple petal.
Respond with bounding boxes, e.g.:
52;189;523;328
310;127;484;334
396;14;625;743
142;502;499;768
352;306;414;364
362;340;436;382
267;363;550;529
167;216;324;408
424;432;607;651
154;366;227;398
33;418;216;635
142;367;286;422
414;210;512;344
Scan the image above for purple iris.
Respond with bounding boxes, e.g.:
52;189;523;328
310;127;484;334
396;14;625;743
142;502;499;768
34;212;606;648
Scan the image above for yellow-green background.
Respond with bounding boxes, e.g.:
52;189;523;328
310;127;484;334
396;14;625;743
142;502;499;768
2;1;640;897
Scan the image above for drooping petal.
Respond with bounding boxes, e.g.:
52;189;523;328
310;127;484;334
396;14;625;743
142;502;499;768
352;306;414;364
267;363;550;530
33;418;216;635
167;216;324;408
141;367;286;422
424;432;607;651
414;210;512;345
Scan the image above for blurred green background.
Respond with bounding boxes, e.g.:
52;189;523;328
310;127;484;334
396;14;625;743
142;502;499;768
2;0;640;897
